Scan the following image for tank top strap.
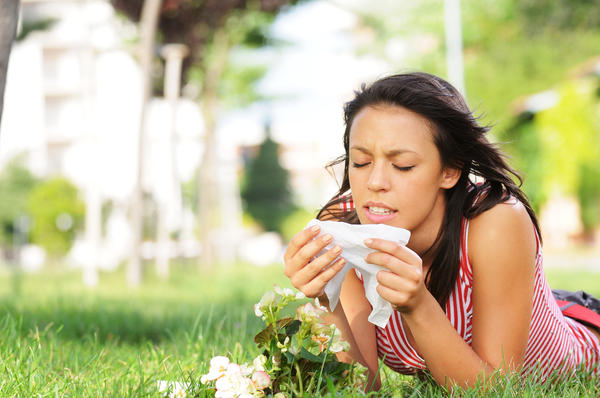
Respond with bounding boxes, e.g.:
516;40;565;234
458;184;488;286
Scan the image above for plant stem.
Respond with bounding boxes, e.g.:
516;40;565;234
315;327;337;394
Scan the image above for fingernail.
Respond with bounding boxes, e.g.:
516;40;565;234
333;245;341;254
364;238;373;245
322;234;333;243
311;225;320;233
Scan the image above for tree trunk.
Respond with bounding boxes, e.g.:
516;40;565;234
156;44;188;279
197;26;230;268
0;0;20;128
128;0;163;286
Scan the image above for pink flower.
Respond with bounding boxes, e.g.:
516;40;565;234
251;371;271;390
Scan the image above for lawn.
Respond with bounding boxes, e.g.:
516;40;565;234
0;262;598;397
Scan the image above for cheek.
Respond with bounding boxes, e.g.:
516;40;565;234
399;169;442;203
348;169;363;191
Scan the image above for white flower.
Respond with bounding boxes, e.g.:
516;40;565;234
326;326;350;353
259;291;277;306
239;363;254;377
297;302;327;323
313;297;328;312
273;285;305;300
252;355;267;372
251;371;271;390
273;285;294;297
330;338;351;353
253;303;264;318
276;336;290;352
215;364;256;397
200;356;230;384
254;291;280;320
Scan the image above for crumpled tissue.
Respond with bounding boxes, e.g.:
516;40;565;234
305;219;411;328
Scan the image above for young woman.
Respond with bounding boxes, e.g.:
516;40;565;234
283;72;600;389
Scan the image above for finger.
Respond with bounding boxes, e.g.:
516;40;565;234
285;225;321;262
303;257;346;297
366;252;421;282
284;227;323;278
376;283;411;310
376;270;419;293
292;244;342;288
364;238;422;269
294;232;333;267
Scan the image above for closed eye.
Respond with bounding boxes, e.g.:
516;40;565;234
393;165;414;171
352;162;370;168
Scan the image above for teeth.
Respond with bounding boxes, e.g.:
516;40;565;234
369;206;393;215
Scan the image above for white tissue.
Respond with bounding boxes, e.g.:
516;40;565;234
306;219;411;328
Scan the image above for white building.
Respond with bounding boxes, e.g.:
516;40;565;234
1;0;206;272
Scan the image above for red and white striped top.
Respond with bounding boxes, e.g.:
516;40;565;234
342;196;600;382
375;216;600;382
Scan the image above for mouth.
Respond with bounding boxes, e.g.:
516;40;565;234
363;202;398;222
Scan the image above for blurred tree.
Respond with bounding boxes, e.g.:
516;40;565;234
505;79;600;233
110;0;302;267
578;163;600;237
342;0;600;129
241;127;295;234
516;0;600;33
128;0;163;285
26;178;85;257
0;158;40;250
16;18;57;42
0;0;19;127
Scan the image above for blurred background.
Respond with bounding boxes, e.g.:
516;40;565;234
1;0;599;283
0;1;599;394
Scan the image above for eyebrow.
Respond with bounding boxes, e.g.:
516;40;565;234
350;145;418;157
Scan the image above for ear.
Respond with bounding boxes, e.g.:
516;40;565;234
440;166;461;189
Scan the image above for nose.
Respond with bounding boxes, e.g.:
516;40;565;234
366;162;391;192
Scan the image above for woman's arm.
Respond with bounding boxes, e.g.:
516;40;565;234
368;200;537;388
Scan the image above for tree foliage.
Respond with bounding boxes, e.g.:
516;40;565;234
26;177;85;256
110;0;299;93
0;158;40;248
504;79;600;231
241;134;295;234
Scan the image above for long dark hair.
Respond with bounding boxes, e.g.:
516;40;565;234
317;72;541;308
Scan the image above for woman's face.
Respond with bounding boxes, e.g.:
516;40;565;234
348;104;459;233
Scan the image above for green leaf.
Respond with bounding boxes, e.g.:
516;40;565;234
283;351;295;364
323;360;351;377
284;320;301;336
299;347;324;363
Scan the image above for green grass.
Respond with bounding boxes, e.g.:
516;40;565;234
0;263;597;397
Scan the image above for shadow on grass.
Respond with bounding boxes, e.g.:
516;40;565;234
0;296;264;346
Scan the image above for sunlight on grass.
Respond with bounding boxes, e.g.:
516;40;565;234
0;263;597;396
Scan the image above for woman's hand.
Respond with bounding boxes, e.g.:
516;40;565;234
365;238;426;313
283;225;346;298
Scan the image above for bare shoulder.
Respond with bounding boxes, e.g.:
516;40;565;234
468;198;537;271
